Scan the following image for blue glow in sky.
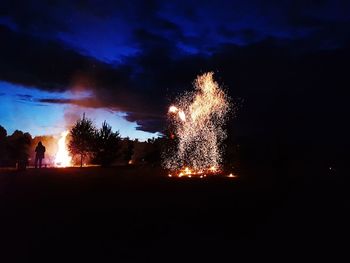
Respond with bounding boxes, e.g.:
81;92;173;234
0;81;159;140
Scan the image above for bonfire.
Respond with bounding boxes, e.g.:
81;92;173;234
54;130;72;167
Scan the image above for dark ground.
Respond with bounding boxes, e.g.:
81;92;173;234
0;165;347;262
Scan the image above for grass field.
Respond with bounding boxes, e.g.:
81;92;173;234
0;166;346;262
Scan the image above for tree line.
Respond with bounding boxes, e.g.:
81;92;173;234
69;114;165;167
0;126;32;169
68;114;121;167
0;114;165;169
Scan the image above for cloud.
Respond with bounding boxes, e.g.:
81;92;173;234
0;24;174;132
1;0;350;136
0;25;93;91
0;0;71;33
16;94;33;100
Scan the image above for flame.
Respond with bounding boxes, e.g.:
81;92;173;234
170;166;223;178
164;72;230;174
209;166;217;172
168;167;236;179
178;110;186;121
55;131;72;167
169;106;178;113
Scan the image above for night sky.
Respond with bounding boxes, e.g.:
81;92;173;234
0;0;349;142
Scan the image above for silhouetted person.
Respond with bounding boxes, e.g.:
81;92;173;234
35;141;46;168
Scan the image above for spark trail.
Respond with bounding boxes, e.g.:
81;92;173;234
164;72;230;175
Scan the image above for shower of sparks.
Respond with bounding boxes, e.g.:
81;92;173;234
55;130;72;167
163;72;230;176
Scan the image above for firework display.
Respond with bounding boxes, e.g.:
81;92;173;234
163;72;230;176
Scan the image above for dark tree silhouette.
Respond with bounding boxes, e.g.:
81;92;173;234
93;121;121;167
0;125;6;139
122;137;134;164
143;137;162;165
68;114;96;167
7;130;32;170
0;125;7;166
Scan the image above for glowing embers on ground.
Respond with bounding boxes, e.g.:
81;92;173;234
54;130;72;167
167;167;237;179
164;72;231;178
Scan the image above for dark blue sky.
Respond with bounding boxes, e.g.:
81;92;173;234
0;0;349;139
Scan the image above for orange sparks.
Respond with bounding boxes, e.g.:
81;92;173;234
169;166;224;178
169;105;178;113
164;72;230;174
178;110;186;121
